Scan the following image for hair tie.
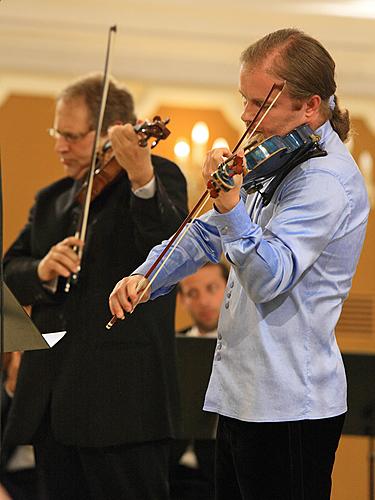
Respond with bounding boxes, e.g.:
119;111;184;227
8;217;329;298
328;95;336;111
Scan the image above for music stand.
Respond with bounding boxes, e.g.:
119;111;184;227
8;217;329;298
3;283;49;353
342;353;375;500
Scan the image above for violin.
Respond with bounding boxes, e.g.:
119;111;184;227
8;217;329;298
65;115;171;293
207;124;325;199
76;116;171;206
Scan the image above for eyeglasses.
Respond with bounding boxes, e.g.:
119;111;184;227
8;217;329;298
47;127;93;144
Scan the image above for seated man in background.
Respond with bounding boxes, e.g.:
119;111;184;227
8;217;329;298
178;262;228;338
170;262;228;500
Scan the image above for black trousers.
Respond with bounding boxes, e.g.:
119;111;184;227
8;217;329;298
33;422;170;500
215;413;345;500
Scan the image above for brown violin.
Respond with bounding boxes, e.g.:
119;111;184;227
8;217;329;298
75;116;171;206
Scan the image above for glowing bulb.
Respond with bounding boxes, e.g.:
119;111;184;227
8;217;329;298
359;150;373;173
191;122;209;145
212;137;229;149
174;140;190;159
346;136;354;152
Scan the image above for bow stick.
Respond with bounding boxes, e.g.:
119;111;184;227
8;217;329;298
106;81;286;329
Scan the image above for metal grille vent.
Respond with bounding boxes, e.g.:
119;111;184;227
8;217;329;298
336;294;374;337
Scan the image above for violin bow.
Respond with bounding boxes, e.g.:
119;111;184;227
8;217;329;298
106;81;286;329
65;25;117;292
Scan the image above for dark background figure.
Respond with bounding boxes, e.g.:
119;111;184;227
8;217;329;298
2;74;188;500
170;263;228;500
1;352;37;500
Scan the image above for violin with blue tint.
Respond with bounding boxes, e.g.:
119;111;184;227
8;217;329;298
207;124;326;199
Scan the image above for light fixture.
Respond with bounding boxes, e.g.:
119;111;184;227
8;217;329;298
174;139;190;159
191;122;209;145
212;137;230;150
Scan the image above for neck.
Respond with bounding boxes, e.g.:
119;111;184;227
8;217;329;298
309;112;328;132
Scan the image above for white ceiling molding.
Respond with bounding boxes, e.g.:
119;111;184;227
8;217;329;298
0;73;70;106
0;0;374;97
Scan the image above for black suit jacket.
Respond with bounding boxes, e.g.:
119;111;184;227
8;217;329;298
3;155;188;448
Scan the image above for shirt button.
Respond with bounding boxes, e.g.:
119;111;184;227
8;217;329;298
230;281;234;288
221;225;228;235
227;292;232;299
225;303;229;309
218;333;222;340
217;342;222;350
216;353;221;361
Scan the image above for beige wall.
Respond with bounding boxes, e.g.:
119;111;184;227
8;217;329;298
1;94;61;250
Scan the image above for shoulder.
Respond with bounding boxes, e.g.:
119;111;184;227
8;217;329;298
35;177;75;201
276;143;369;227
151;155;187;199
151;154;185;179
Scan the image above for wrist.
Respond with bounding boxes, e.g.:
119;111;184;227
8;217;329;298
37;261;48;282
128;167;154;191
215;195;240;213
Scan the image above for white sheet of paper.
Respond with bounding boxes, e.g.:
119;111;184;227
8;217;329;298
42;331;66;348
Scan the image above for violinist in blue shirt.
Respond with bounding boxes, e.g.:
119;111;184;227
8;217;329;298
109;28;369;500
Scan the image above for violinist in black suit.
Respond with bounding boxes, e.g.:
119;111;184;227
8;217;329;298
3;74;188;500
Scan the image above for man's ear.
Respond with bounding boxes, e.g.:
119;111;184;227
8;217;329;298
305;94;321;119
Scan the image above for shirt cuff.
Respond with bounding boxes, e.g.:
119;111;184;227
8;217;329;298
208;198;255;241
131;176;156;199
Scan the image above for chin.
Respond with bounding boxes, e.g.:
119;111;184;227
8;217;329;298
64;165;85;180
198;322;217;333
63;166;77;179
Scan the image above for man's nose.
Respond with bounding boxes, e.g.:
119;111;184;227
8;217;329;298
199;291;212;307
54;136;70;153
241;103;254;124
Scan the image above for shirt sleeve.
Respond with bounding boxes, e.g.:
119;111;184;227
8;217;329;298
133;209;224;299
207;167;351;303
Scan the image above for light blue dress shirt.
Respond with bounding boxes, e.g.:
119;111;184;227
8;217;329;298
134;121;369;422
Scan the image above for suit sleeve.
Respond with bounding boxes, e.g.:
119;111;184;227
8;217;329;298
3;203;57;307
130;156;188;258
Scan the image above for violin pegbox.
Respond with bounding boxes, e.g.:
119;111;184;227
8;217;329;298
135;116;171;149
207;154;245;198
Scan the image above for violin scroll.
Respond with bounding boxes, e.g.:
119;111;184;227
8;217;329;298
134;116;171;149
207;155;244;198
